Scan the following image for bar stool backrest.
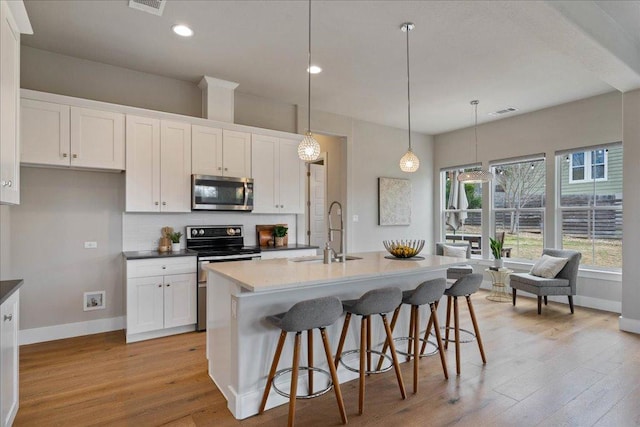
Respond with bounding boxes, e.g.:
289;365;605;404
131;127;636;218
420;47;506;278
279;296;343;332
405;277;447;306
446;273;483;297
350;287;402;316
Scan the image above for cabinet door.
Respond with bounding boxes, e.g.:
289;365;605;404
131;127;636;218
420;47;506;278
160;120;191;212
70;107;125;170
1;290;19;427
251;134;278;213
191;124;223;176
0;0;20;205
20;99;70;167
164;273;197;329
127;276;164;334
222;130;251;177
278;138;305;214
126;115;160;212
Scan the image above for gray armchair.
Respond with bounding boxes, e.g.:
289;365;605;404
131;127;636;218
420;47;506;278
510;249;581;314
436;242;472;280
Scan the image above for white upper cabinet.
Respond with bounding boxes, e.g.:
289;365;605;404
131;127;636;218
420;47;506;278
21;100;124;170
252;134;304;214
125;115;191;213
192;126;251;178
0;0;21;205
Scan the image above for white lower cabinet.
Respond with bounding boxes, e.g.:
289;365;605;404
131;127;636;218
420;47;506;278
126;257;196;343
1;289;19;427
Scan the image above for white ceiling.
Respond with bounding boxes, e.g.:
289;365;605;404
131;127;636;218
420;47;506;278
21;0;640;135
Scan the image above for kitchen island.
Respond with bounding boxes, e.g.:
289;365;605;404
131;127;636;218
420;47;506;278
204;251;468;419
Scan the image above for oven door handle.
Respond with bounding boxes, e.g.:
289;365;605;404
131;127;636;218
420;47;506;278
199;254;261;261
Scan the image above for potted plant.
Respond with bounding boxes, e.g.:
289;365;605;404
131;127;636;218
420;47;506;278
169;231;182;252
489;237;503;268
273;225;288;247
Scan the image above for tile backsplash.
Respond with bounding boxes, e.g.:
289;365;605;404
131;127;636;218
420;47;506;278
123;212;299;251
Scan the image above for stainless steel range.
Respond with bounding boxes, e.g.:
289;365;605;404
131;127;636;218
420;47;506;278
186;225;261;331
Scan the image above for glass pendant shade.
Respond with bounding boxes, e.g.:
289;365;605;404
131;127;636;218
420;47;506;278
298;132;321;161
400;148;420;172
457;169;493;183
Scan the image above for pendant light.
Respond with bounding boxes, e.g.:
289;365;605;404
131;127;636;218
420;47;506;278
399;23;419;173
297;0;321;161
457;100;493;183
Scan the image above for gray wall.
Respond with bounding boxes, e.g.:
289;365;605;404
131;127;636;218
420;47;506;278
0;205;10;279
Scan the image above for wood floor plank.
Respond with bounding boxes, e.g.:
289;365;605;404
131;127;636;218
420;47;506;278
14;290;640;426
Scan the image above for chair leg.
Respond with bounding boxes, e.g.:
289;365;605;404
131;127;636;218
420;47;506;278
420;300;438;355
259;330;287;414
512;289;516;306
366;316;372;373
377;306;400;371
537;296;542;315
320;328;347;425
412;305;421;393
407;304;415;362
334;313;351;367
445;295;452;350
307;329;313;396
568;295;574;314
381;313;407;400
454;296;461;376
288;332;302;427
544;295;548;305
430;302;448;379
466;295;487;365
358;316;368;414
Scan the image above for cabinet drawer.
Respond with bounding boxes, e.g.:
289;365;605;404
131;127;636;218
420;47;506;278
127;256;196;278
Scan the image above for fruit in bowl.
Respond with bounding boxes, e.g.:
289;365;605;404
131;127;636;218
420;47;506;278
383;240;425;258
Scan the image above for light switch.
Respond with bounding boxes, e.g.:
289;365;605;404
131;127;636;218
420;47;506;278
352;215;359;222
84;241;98;249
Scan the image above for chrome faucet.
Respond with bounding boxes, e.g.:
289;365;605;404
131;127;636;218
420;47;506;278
328;201;346;263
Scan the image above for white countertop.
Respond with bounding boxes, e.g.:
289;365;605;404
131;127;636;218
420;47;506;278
204;251;468;292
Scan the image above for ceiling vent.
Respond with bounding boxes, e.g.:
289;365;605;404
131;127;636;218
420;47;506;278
488;106;519;117
128;0;166;16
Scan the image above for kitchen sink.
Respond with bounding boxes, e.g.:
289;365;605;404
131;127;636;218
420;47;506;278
290;255;363;263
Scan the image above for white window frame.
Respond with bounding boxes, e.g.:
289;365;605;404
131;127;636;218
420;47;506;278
569;149;608;183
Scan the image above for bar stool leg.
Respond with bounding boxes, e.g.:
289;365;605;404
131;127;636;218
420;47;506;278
334;313;351;367
307;329;314;395
359;315;367;414
288;332;302;427
445;296;452;350
466;295;486;364
320;328;348;424
407;305;415;361
381;313;407;400
376;306;400;371
366;316;372;374
412;305;420;393
454;296;461;376
420;300;439;356
259;330;287;414
430;302;448;379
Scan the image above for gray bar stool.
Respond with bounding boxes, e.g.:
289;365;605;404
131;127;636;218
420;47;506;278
377;278;448;393
334;287;406;415
442;273;487;375
258;296;347;427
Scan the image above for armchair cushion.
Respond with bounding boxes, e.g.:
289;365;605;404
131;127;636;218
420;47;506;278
530;254;569;279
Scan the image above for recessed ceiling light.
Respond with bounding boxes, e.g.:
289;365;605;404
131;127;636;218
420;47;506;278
307;65;322;74
172;24;194;37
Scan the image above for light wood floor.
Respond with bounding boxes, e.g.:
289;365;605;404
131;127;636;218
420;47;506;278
15;291;640;426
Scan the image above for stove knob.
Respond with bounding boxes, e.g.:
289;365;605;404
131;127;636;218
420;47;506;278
227;228;235;236
235;228;241;235
191;229;198;236
199;229;205;236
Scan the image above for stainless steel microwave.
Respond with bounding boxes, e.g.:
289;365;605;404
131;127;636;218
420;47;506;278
191;175;254;211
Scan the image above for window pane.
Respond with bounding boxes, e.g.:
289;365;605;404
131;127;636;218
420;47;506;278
442;168;483;251
594;146;621;202
495;211;543;260
493;159;546;209
561;209;622;268
592;165;605;179
572;152;584;166
572;167;585;181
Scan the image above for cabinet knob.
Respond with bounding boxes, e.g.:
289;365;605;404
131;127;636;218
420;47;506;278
72;154;78;159
162;201;167;206
166;284;171;287
158;284;162;288
7;180;12;187
3;314;12;321
217;167;222;171
224;168;228;171
155;201;159;206
0;181;6;187
162;266;166;269
62;153;68;158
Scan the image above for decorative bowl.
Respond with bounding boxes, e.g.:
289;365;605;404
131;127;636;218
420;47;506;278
383;240;425;258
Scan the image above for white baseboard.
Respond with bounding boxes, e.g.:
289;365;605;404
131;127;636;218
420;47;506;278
619;316;640;334
20;316;125;345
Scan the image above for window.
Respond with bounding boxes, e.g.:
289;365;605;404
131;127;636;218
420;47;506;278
569;149;608;183
492;158;546;260
559;144;622;269
441;168;483;255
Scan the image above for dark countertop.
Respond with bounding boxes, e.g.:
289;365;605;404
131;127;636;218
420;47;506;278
260;244;319;252
1;279;23;305
123;249;197;260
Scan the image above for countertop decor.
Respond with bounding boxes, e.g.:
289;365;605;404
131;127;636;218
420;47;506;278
383;239;425;258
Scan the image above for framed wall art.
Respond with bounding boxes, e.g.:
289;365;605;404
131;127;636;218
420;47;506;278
378;177;412;226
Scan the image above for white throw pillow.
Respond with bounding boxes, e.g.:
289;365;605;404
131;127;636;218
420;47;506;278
443;245;468;259
530;254;569;278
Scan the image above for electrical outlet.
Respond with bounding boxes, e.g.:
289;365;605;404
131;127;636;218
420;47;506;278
84;241;98;249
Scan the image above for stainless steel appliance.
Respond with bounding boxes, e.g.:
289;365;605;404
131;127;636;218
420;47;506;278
192;175;254;211
186;225;261;331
